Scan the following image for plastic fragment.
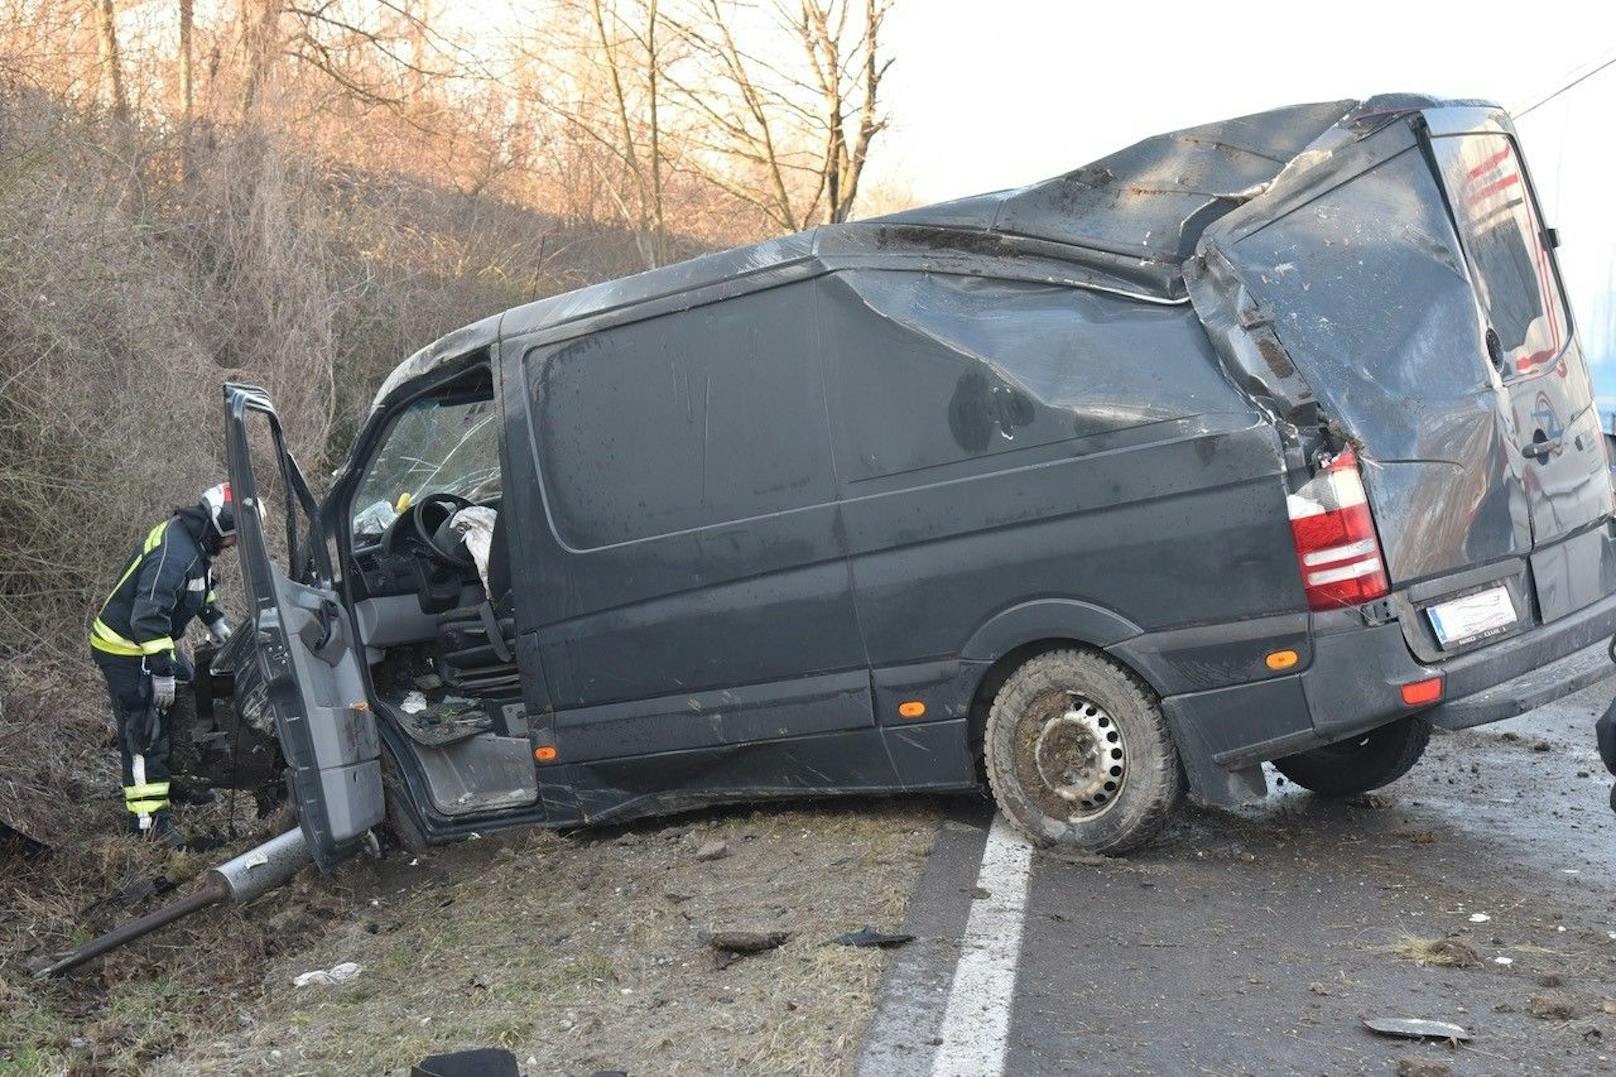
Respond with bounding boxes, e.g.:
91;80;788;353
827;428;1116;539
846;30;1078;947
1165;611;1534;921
293;961;362;987
830;927;915;948
1361;1016;1471;1042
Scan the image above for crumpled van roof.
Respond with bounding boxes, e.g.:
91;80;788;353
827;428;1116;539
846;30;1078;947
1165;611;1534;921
371;92;1492;415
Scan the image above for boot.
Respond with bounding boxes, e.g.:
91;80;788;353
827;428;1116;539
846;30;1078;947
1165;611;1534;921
170;776;216;807
127;811;184;850
148;812;184;850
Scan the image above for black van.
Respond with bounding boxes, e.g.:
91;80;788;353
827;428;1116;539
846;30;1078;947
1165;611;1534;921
214;94;1616;868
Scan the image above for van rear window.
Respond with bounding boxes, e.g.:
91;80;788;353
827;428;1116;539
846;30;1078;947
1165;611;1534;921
1432;134;1568;375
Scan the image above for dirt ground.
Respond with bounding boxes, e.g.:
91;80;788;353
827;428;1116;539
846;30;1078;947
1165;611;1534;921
3;792;941;1076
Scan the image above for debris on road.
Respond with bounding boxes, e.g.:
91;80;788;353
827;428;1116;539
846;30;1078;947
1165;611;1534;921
1528;991;1580;1020
1361;1016;1472;1043
292;961;362;988
1468;913;1491;923
1381;936;1481;968
410;1047;520;1077
829;927;914;949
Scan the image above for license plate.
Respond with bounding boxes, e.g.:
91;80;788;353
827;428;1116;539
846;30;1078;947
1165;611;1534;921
1425;585;1517;647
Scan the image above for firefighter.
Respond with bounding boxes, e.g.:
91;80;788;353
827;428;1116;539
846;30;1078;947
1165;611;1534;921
90;482;236;845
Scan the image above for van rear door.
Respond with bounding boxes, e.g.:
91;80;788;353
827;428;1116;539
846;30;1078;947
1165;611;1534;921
1191;106;1613;650
224;384;384;870
1425;127;1614;622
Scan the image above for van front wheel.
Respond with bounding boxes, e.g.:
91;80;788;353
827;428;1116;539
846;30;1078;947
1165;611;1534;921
984;649;1184;854
1272;716;1430;797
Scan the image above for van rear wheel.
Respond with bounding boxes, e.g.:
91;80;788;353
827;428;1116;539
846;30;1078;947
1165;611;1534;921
1272;716;1431;797
984;649;1183;853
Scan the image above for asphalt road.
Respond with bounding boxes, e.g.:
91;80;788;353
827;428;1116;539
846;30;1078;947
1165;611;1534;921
862;682;1616;1076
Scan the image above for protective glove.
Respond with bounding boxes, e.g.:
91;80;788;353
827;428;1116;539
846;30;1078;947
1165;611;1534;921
151;673;177;709
207;619;232;646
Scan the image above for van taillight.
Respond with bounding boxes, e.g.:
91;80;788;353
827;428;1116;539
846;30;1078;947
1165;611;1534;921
1286;447;1390;611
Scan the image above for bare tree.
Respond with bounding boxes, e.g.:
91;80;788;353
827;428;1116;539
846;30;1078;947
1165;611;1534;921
664;0;895;231
93;0;129;122
514;0;672;268
239;0;279;121
178;0;195;174
793;0;892;223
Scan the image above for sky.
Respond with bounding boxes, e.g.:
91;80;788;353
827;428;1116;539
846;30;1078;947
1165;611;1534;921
865;0;1616;408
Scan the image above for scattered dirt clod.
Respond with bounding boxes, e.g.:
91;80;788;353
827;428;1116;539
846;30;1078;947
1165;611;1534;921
1528;990;1579;1020
1381;936;1481;969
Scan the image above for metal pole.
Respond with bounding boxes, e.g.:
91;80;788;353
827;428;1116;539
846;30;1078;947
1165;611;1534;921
32;827;311;979
32;877;228;979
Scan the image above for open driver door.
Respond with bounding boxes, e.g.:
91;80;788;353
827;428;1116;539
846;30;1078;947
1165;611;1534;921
224;383;383;870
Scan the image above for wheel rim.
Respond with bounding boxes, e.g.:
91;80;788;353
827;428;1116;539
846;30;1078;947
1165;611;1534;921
1020;691;1127;820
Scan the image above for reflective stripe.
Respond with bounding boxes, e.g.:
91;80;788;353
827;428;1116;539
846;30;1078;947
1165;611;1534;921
126;798;169;814
91;619;143;656
91;521;173;652
124;781;170;798
90;618;175;657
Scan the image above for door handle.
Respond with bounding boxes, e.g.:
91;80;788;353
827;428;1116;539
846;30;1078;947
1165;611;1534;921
1522;434;1562;460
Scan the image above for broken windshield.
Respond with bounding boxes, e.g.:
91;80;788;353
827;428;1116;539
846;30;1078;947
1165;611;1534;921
351;393;501;539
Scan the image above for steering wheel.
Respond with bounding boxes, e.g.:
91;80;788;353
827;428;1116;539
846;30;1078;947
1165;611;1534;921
380;492;476;569
413;492;477;569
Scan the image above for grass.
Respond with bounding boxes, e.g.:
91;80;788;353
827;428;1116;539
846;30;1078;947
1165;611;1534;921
5;796;941;1076
1375;934;1483;968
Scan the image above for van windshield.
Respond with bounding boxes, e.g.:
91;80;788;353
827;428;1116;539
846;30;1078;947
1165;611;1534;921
351;394;501;539
1432;133;1569;374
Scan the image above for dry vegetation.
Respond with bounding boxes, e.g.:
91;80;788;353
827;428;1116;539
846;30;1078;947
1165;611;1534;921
0;2;917;1072
0;0;901;667
3;796;939;1074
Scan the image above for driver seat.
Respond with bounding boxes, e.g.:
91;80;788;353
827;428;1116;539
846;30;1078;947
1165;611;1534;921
433;512;520;696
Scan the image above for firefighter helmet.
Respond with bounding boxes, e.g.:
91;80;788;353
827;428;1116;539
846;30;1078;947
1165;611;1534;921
200;482;236;538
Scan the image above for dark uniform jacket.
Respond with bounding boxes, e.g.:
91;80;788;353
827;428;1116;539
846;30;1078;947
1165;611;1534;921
90;508;226;676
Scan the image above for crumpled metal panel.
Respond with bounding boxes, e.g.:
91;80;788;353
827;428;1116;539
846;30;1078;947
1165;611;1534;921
874;99;1354;264
367;312;500;415
373;94;1446;396
1189;95;1607;593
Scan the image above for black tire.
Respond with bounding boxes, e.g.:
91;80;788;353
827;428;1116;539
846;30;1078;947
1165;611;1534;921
984;649;1184;853
1272;716;1431;797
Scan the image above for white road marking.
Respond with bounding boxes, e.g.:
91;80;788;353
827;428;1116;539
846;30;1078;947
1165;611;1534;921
931;813;1034;1077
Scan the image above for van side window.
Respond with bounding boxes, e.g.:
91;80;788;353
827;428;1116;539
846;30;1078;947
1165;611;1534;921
529;281;834;548
1432;134;1569;375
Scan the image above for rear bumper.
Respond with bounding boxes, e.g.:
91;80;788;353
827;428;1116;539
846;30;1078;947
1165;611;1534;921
1163;587;1616;806
1426;632;1614;730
